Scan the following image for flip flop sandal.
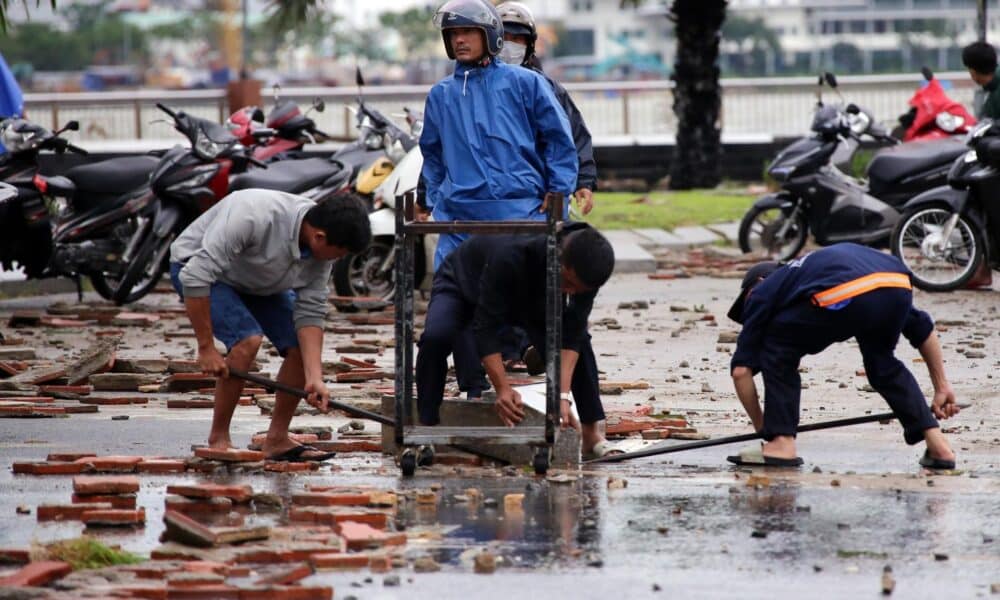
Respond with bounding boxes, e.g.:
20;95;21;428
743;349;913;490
918;451;955;470
726;444;804;467
267;444;336;463
584;440;626;461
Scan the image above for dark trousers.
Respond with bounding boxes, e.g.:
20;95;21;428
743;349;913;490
759;287;938;445
416;279;606;426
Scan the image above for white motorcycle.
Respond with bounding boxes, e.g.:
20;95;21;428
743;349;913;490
332;108;433;300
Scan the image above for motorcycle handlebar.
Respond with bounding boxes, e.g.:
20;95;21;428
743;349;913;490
248;156;269;169
156;103;178;118
66;143;89;155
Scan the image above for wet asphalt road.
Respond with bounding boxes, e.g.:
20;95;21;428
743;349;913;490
1;274;998;598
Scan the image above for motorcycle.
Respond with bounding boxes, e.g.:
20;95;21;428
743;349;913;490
895;67;976;142
890;120;1000;291
0;117;164;300
738;72;969;261
226;87;333;162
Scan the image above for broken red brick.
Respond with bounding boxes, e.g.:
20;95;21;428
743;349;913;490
137;459;188;474
264;462;319;473
162;510;217;548
253;563;314;586
46;452;97;462
641;430;671;440
13;461;87;475
38;384;93;395
3;396;54;404
251;433;318;447
79;396;141;406
7;311;42;327
165;496;233;515
159;583;240;598
310;552;374;570
0;548;31;565
107;585;168;599
82;508;146;527
63;405;100;414
72;493;137;509
165;483;253;503
164;373;217;393
335;371;392;383
340;356;377;369
0;560;72;586
40;316;94;328
335;521;406;551
37;502;114;521
73;475;140;495
165;572;225;587
291;492;371;507
289;506;390;529
75;455;144;472
193;448;264;463
310;439;381;454
111;312;161;327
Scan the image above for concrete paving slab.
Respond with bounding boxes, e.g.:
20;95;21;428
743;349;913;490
600;230;652;246
630;228;685;249
598;231;658;272
706;222;741;244
670;226;723;247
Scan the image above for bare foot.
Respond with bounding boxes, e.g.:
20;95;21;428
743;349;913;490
762;435;798;459
923;428;956;461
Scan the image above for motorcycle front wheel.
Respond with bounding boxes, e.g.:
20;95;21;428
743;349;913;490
91;233;173;305
332;238;425;305
737;203;808;261
890;206;983;292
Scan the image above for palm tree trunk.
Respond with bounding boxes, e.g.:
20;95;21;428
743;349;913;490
668;0;726;190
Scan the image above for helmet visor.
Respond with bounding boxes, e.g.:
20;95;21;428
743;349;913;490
433;0;496;28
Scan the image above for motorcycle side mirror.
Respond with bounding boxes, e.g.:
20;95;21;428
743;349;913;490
817;74;824;87
312;97;325;113
921;66;934;81
846;103;860;114
356;66;365;88
824;72;838;88
64;120;80;132
272;83;281;102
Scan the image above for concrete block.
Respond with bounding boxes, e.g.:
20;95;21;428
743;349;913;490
671;225;723;247
631;228;685;248
706;222;742;244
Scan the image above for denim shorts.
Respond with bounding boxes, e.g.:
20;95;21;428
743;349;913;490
170;262;299;356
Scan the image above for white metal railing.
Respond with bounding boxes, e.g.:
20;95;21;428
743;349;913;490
21;71;979;144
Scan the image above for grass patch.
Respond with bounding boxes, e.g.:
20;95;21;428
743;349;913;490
584;190;755;231
43;537;144;570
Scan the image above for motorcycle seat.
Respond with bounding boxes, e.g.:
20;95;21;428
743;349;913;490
229;157;341;194
64;156;160;196
39;175;75;197
867;138;966;185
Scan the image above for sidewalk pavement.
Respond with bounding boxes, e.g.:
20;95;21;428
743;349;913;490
600;223;740;273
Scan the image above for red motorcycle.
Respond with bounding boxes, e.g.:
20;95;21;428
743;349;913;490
897;67;975;141
226;90;331;162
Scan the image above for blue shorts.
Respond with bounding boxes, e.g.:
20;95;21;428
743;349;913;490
170;263;299;356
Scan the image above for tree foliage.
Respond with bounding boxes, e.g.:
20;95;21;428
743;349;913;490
0;0;56;33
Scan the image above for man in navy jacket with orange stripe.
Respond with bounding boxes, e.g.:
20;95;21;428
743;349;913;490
727;243;960;469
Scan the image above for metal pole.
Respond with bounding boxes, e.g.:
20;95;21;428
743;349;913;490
543;193;563;445
978;0;987;42
393;191;407;445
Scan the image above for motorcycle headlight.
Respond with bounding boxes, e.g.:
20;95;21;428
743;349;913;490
848;112;871;135
935;112;963;133
387;137;406;163
1;119;40;154
193;128;228;160
166;164;219;193
364;131;383;150
768;165;794;182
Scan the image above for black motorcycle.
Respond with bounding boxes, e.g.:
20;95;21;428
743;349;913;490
738;73;968;261
890;120;1000;291
0;117;163;300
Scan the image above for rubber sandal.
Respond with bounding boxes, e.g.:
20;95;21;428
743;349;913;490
584;440;625;461
918;451;955;470
266;444;336;463
726;444;803;467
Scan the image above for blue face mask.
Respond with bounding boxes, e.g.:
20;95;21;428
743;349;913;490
499;41;527;66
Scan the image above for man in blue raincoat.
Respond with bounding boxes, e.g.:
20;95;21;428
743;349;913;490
0;52;25;154
419;0;578;270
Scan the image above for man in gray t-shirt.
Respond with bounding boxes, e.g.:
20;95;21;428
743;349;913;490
170;189;371;461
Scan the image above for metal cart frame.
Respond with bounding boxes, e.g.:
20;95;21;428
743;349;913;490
393;191;564;476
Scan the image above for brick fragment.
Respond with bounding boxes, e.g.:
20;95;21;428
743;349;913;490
81;508;146;527
264;461;319;473
137;459;188;474
73;475;140;494
166;483;253;503
0;560;72;586
335;521;406;550
310;552;372;569
165;572;225;587
193;447;264;463
310;440;381;453
253;563;314;586
164;373;217;392
75;455;144;472
162;510;217;548
167;399;216;409
112;312;161;327
72;492;137;509
39;384;93;395
13;461;87;475
165;495;233;515
240;587;333;600
90;373;161;391
37;502;114;521
291;491;371;507
0;548;31;565
289;506;389;529
160;583;240;598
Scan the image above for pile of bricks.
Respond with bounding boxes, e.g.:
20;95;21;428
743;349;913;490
604;408;705;441
37;475;146;528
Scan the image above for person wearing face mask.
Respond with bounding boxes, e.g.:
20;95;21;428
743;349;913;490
497;1;597;216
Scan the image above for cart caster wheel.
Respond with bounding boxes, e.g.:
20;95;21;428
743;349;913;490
400;450;417;477
532;449;550;476
417;444;435;467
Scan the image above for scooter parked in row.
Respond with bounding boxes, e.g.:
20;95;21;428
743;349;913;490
738;71;969;261
226;87;333;162
890;120;1000;291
